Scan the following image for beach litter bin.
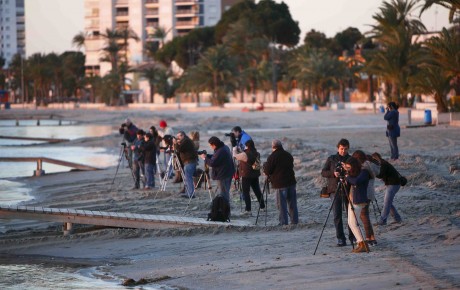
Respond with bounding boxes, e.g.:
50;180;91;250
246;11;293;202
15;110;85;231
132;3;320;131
313;104;319;111
424;109;432;125
379;105;385;113
4;102;10;109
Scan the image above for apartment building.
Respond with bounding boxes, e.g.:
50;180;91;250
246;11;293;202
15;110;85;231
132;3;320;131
0;0;25;67
84;0;242;76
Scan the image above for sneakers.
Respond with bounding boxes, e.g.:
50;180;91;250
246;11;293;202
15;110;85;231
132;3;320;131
181;194;195;199
337;239;347;247
259;207;266;212
241;211;252;217
375;220;387;226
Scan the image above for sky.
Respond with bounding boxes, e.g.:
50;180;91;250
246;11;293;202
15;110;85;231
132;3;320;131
26;0;451;56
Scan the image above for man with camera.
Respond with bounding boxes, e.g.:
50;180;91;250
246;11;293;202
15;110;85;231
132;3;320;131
173;131;198;198
263;139;298;225
200;136;235;202
131;130;145;190
321;138;352;247
119;118;139;167
228;126;252;151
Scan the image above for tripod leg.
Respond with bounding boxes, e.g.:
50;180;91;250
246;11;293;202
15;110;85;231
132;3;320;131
109;146;125;192
255;178;268;225
313;190;339;255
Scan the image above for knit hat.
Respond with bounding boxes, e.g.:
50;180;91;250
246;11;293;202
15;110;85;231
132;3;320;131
159;120;167;128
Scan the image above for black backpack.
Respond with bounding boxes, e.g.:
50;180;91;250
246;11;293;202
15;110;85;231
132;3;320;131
207;195;230;222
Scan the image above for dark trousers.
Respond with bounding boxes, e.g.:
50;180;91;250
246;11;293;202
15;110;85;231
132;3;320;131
133;160;145;189
360;203;375;240
331;192;354;242
241;177;265;212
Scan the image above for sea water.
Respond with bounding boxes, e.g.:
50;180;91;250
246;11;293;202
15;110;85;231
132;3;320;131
0;121;158;289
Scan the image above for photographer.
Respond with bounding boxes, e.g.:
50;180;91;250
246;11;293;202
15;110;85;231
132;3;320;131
232;139;265;216
263;139;298;225
141;132;157;190
321;138;352;247
343;157;371;253
200;136;235;202
371;152;402;226
351;150;379;246
159;120;175;178
174;131;198;198
230;126;252;151
131;130;145;190
119;118;138;166
384;102;400;161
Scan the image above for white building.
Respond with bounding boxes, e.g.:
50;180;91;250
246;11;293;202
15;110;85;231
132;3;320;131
84;0;241;76
0;0;25;67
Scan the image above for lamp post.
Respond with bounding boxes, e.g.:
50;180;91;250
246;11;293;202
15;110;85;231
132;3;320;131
20;50;25;107
269;42;278;103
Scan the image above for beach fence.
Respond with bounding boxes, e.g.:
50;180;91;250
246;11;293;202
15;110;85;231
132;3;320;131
0;157;99;176
0;206;251;235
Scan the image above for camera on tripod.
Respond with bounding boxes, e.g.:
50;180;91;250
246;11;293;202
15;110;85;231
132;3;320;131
335;161;347;178
121;142;127;147
224;132;235;138
119;123;127;134
197;150;207;155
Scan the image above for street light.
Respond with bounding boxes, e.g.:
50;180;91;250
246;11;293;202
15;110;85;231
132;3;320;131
269;42;278;103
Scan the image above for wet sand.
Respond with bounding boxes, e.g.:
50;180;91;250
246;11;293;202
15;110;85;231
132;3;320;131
0;107;459;289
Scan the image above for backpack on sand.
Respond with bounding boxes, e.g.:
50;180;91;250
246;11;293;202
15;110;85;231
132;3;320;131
207;195;230;222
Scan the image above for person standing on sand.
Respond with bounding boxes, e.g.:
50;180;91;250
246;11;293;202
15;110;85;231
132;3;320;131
231;126;252;152
200;136;235;202
131;130;145;190
158;120;175;178
321;138;353;247
343;157;371;253
232;139;266;216
141;133;157;190
384;102;400;161
263;139;298;225
372;152;402;226
351;150;378;246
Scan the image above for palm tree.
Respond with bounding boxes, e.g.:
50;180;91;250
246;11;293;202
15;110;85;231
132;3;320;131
135;62;166;103
420;0;460;24
364;0;426;103
186;45;237;105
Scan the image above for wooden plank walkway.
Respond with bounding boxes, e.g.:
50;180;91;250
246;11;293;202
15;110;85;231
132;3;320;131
0;206;251;231
0;157;100;171
0;135;69;143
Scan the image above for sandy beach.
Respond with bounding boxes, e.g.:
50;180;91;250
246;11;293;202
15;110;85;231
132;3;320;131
0;107;459;289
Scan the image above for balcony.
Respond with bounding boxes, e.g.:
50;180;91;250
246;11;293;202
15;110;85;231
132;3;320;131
145;0;159;3
145;8;159;16
176;9;197;15
116;11;129;16
176;0;197;3
115;0;129;6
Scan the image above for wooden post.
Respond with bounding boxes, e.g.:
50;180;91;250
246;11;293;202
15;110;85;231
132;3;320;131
37;119;40;126
63;222;73;236
408;109;412;125
34;159;45;176
16;119;19;126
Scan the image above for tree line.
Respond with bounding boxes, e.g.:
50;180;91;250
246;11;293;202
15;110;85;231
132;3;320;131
0;0;459;112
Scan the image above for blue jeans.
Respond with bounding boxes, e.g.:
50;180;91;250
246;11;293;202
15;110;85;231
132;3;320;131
275;185;299;225
379;184;401;223
133;160;145;189
217;177;232;202
388;136;399;159
144;163;155;188
184;162;197;197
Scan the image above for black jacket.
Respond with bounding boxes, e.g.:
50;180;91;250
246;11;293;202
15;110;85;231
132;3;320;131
263;148;296;189
239;150;260;179
321;153;350;194
176;136;198;164
376;161;400;185
140;139;157;165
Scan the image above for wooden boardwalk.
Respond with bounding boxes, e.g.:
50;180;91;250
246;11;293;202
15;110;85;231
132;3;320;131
0;206;251;233
0;135;69;143
0;157;100;174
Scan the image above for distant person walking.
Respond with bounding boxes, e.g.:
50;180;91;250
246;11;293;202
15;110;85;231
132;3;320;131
384;102;400;161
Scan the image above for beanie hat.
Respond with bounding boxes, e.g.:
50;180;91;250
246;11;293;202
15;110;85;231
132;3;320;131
159;120;167;128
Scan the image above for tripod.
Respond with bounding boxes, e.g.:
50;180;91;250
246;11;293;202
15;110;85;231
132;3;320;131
313;177;366;255
194;165;213;202
109;143;136;192
255;177;270;226
160;150;187;193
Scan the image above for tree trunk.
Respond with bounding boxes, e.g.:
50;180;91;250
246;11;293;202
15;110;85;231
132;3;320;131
434;93;448;113
150;83;154;103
